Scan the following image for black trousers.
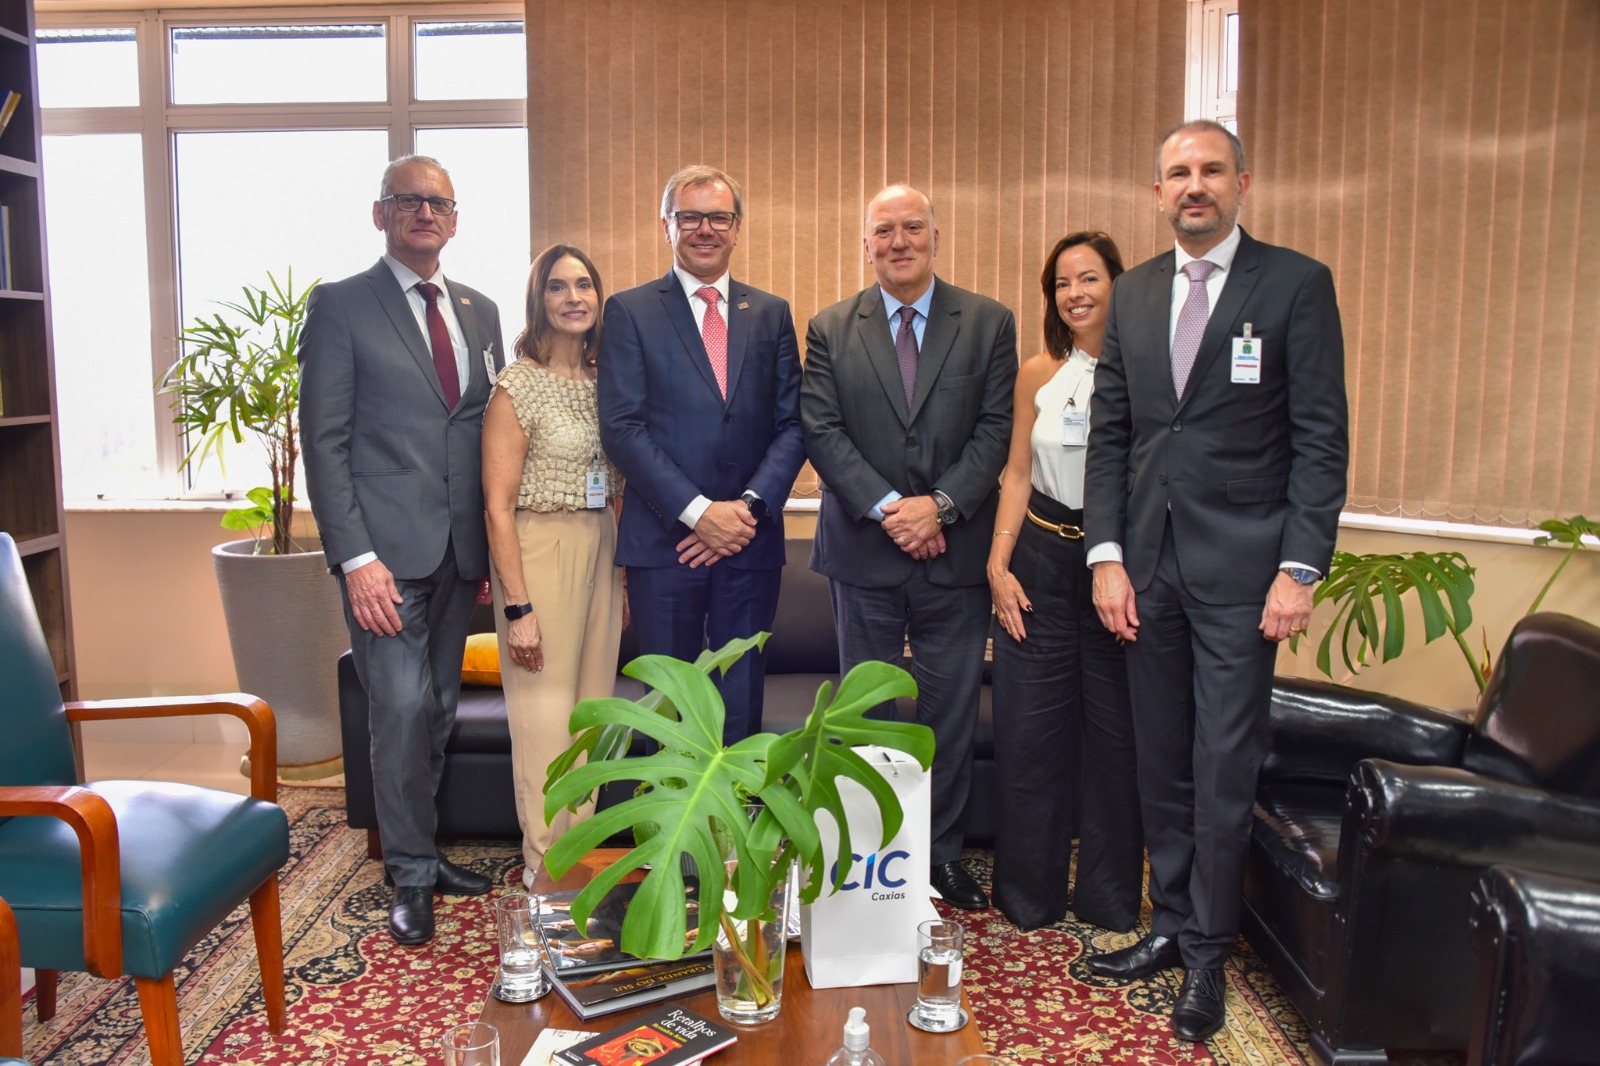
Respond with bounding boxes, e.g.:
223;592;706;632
990;490;1144;931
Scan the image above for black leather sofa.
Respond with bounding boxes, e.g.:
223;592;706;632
339;536;1000;858
1241;612;1600;1064
1467;864;1600;1066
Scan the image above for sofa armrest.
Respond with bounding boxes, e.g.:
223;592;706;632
1260;675;1470;785
1469;864;1600;1066
1346;760;1600;874
0;898;19;1057
0;784;122;977
66;694;277;802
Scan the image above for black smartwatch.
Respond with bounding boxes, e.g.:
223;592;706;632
740;490;768;522
503;602;534;620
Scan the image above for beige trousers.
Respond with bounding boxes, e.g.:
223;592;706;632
492;507;623;873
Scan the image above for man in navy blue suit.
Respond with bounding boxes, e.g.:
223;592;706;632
599;165;805;742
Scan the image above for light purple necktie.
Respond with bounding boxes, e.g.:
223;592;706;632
1171;259;1217;399
894;305;918;407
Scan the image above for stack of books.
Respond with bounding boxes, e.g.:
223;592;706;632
537;878;716;1020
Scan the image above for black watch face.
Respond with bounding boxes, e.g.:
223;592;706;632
743;494;767;520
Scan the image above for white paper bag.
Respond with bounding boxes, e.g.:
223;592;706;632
801;745;939;988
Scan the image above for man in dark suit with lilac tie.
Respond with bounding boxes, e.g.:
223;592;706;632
1082;121;1349;1041
598;165;804;743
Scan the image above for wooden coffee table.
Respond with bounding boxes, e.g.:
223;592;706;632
480;849;986;1065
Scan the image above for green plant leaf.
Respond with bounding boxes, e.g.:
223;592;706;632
541;643;928;962
1308;549;1477;686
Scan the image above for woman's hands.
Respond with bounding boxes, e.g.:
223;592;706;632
989;563;1032;642
506;613;544;673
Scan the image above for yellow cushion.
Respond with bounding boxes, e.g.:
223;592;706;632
462;632;502;686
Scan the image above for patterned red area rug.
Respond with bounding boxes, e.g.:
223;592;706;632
19;789;1459;1065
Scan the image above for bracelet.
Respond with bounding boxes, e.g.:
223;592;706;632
993;530;1016;539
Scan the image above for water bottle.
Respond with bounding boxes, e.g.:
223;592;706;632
824;1006;887;1066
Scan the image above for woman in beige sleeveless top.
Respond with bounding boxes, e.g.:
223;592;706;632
482;243;624;885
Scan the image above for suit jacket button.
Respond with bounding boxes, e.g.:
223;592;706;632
905;436;917;448
1171;420;1183;432
724;412;733;423
1159;474;1169;484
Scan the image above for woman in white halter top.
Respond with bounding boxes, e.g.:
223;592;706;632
986;232;1144;932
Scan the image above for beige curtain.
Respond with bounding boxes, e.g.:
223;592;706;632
1242;0;1600;525
524;0;1186;381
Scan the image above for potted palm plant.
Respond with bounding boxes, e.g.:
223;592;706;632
159;271;347;778
541;635;934;1025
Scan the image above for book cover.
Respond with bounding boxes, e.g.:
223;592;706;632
539;878;707;976
0;91;20;140
546;956;716;1021
551;1005;737;1066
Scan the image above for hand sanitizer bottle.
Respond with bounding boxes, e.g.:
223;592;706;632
825;1006;887;1065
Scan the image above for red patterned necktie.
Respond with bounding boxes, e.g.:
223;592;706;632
415;281;461;408
894;305;918;406
1171;259;1216;399
696;286;728;399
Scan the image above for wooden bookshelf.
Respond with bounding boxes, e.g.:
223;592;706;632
0;0;75;699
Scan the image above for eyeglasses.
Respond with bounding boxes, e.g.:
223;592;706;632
670;210;738;231
381;193;457;216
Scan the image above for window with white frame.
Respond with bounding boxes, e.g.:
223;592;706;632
37;10;528;502
1186;0;1239;131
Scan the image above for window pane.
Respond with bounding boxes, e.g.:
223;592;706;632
37;28;139;108
44;134;161;499
170;24;385;104
414;21;526;100
174;129;388;492
1223;12;1240;94
415;127;530;347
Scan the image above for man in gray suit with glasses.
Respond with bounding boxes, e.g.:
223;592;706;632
300;154;504;946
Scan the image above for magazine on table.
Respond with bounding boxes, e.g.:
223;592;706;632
544;956;717;1021
550;1004;737;1066
537;877;708;976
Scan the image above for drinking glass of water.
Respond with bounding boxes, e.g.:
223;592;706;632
441;1022;499;1066
493;892;550;1003
911;918;968;1032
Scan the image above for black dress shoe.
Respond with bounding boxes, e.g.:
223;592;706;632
1085;933;1181;980
931;861;989;910
389;886;435;945
1171;967;1227;1041
383;858;493;896
435;858;492;896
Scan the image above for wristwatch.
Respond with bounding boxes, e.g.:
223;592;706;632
1279;566;1320;586
933;490;959;527
740;490;768;522
503;602;534;620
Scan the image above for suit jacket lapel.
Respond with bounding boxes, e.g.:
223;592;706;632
1179;229;1262;414
656;271;725;404
448;280;486;411
909;279;959;424
366;260;448;410
854;287;912;426
724;279;751;406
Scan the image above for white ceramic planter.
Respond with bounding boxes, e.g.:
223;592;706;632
212;539;347;779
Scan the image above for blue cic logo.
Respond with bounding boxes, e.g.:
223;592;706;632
830;849;911;891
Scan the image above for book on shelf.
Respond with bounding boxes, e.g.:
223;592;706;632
551;1004;737;1066
0;91;20;140
1;203;11;290
545;955;716;1021
538;877;708;977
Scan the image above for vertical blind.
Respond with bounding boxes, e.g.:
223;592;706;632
523;0;1186;406
1243;0;1599;525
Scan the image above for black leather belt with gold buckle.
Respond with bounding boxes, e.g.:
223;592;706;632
1025;508;1085;539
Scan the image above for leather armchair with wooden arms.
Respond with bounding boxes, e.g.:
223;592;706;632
0;532;290;1066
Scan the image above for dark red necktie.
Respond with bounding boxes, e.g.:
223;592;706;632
414;282;461;408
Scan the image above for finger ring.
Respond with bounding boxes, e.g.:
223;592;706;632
1290;626;1304;635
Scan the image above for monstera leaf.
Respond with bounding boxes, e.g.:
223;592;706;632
1295;548;1480;690
1528;515;1599;615
542;644;927;963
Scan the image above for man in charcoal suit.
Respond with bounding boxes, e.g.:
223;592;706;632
300;154;503;945
598;165;805;743
1082;120;1349;1039
801;183;1017;911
